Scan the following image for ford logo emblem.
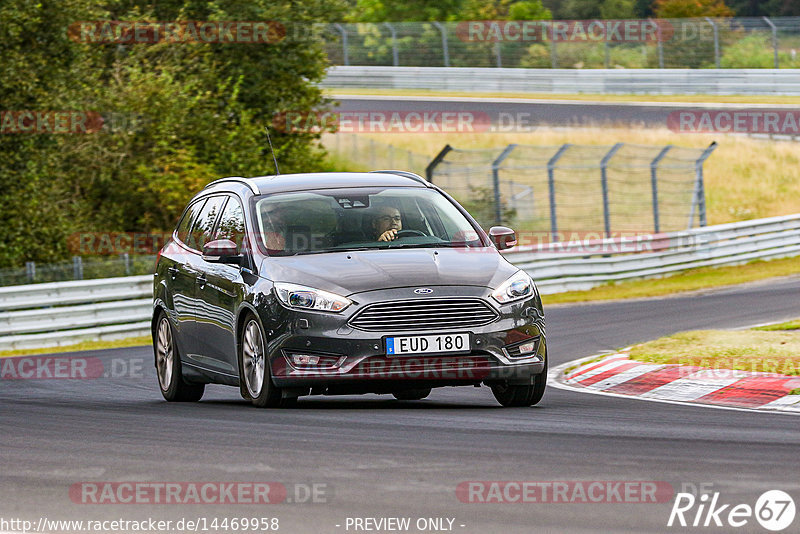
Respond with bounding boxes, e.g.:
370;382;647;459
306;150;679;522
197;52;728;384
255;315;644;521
414;288;434;295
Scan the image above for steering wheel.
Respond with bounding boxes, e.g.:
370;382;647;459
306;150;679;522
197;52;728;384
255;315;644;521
394;229;426;238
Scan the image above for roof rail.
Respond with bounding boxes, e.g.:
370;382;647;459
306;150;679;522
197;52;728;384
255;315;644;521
204;176;260;195
368;170;429;186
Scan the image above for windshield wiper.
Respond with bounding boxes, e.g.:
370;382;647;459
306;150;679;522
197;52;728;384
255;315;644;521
295;247;375;255
387;242;450;249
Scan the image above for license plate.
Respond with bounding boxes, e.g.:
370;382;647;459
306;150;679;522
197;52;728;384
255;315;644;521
385;333;470;356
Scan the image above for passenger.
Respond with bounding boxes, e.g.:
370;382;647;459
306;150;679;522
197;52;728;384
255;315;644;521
263;204;287;252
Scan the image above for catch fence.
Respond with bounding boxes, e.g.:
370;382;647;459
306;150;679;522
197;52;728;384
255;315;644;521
319;18;800;70
426;142;716;236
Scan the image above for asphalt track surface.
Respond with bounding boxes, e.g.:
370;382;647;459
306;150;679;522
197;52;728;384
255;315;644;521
334;94;797;129
2;276;799;533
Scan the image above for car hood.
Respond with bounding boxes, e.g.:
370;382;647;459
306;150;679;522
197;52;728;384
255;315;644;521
260;247;518;296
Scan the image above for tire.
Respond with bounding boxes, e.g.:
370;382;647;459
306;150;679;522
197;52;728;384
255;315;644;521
491;358;547;408
392;388;432;401
154;312;205;402
240;315;285;408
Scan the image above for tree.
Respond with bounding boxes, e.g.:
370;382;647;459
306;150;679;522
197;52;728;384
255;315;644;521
559;0;635;19
654;0;734;17
0;0;346;268
727;0;800;16
463;0;551;20
348;0;463;21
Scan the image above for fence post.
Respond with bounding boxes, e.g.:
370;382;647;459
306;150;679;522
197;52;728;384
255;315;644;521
333;23;349;66
763;17;779;69
650;145;672;233
425;144;453;183
551;40;558;69
432;22;450;67
73;256;83;280
121;253;131;275
491;144;518;225
691;142;716;228
656;20;664;68
600;143;624;238
26;261;35;283
604;41;610;68
547;144;571;239
382;22;399;66
705;17;720;68
494;42;502;68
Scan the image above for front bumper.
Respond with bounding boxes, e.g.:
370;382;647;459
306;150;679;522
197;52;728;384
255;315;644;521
263;286;546;390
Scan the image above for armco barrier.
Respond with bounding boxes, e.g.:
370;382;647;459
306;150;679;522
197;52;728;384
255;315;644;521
322;66;800;96
1;214;799;350
504;213;800;294
0;275;152;351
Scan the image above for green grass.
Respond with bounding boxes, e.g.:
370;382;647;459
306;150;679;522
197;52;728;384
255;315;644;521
542;256;800;305
628;327;800;375
0;336;151;358
326;88;800;105
753;319;800;331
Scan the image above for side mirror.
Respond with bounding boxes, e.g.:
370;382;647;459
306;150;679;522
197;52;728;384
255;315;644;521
489;226;517;251
203;239;242;264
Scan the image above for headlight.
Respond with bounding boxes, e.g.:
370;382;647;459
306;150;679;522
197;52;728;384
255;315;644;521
274;283;351;313
491;271;535;304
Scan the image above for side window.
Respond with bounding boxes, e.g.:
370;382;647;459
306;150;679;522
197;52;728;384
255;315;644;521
176;199;208;246
188;196;227;251
214;197;246;248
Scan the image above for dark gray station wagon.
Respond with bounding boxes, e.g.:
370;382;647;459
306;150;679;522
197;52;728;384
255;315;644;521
152;170;547;407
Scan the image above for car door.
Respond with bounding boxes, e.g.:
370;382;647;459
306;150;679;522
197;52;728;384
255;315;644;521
180;194;228;369
193;195;247;375
166;197;208;358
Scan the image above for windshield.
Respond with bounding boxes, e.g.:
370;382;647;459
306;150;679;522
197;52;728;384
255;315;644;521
254;187;485;256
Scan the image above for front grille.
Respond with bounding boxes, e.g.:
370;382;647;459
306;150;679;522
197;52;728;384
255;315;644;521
349;298;499;331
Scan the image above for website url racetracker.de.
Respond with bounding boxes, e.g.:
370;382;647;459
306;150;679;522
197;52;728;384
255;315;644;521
0;517;279;533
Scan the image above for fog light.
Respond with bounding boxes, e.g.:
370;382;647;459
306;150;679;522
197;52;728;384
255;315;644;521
292;354;320;366
518;342;536;355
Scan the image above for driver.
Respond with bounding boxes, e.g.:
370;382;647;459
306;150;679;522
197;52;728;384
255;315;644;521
372;205;403;242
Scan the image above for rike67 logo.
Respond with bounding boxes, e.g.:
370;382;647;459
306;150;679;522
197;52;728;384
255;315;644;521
668;486;795;531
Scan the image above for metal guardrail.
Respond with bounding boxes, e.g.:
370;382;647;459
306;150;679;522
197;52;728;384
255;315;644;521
1;214;799;350
0;276;152;351
505;213;800;294
322;66;800;95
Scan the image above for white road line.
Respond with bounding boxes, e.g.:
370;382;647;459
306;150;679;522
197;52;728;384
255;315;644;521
760;395;800;411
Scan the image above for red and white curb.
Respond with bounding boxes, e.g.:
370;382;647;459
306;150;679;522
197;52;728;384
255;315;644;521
550;351;800;414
